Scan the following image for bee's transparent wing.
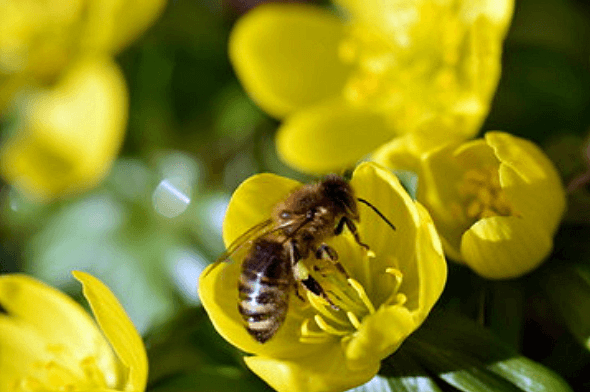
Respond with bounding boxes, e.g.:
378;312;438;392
202;218;276;277
218;219;274;262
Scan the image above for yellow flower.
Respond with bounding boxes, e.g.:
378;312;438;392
0;0;166;201
229;0;514;173
0;271;148;392
0;57;127;202
0;0;166;91
199;162;447;392
416;132;566;279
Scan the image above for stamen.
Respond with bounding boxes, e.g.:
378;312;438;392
300;318;327;339
12;345;111;392
457;166;515;221
396;293;407;306
44;361;78;389
307;292;347;327
383;268;405;306
81;357;107;387
314;315;349;336
347;278;375;314
346;311;361;329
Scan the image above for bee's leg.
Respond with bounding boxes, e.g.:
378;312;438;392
335;217;370;250
293;282;306;302
288;240;302;265
299;273;339;310
288;241;338;309
315;243;338;261
315;244;350;279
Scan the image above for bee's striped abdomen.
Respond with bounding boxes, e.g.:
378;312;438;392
238;239;292;343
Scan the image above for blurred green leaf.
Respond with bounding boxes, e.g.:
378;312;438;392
149;367;272;392
541;264;590;351
381;313;573;392
146;307;242;384
349;349;443;392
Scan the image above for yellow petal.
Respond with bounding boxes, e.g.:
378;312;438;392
245;344;379;392
0;56;127;201
229;3;351;118
349;162;419;290
73;271;148;392
277;99;393;174
460;216;553;279
412;202;447;322
487;132;566;234
0;274;117;370
81;0;166;54
416;143;469;258
0;314;59;390
345;304;416;370
371;135;423;175
222;173;301;247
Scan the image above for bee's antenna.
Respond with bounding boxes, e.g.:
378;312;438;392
357;198;396;231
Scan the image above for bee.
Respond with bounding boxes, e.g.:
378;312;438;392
213;174;396;343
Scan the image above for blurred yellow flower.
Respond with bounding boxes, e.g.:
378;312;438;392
0;0;166;201
229;0;514;173
0;57;127;201
199;162;447;392
416;132;566;279
0;271;148;392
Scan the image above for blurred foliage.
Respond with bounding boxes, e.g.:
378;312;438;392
2;0;590;391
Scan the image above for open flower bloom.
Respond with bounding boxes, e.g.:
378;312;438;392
199;162;447;392
0;271;148;392
229;0;514;173
416;132;566;279
0;0;166;201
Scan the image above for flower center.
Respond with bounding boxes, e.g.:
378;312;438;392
456;166;514;221
337;3;498;137
11;344;112;392
298;255;406;344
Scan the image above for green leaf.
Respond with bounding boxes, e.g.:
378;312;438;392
146;307;243;384
148;367;272;392
541;264;590;351
350;312;573;392
349;349;443;392
404;313;573;392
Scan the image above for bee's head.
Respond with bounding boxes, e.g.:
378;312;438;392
320;174;359;220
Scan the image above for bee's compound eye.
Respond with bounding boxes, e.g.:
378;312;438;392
280;211;291;219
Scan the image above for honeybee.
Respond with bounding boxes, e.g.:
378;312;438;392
213;174;395;343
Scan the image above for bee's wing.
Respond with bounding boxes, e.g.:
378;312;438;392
202;218;277;277
217;218;275;263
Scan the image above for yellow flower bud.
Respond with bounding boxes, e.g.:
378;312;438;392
0;271;148;391
417;132;566;279
199;162;447;392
